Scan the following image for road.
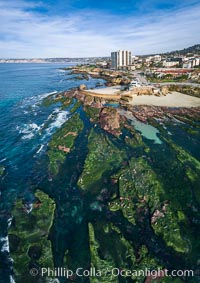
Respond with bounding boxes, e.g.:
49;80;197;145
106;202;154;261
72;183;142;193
151;82;200;87
132;71;148;85
132;71;200;87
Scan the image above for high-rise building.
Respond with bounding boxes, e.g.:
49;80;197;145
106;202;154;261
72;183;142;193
111;50;132;69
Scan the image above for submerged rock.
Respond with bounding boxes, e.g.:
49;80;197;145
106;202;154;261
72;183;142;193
0;165;5;176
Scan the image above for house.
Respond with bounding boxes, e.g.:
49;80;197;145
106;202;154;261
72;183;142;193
163;58;182;67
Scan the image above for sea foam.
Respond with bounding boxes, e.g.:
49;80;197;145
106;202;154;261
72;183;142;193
43;110;69;138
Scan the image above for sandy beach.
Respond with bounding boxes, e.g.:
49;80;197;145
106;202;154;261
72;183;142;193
130;91;200;107
87;85;121;95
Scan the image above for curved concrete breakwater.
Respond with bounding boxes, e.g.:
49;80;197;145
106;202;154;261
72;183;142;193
0;64;200;283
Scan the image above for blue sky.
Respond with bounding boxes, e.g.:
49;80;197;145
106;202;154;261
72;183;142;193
0;0;200;58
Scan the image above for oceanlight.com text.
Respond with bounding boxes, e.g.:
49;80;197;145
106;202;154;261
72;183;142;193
30;266;194;279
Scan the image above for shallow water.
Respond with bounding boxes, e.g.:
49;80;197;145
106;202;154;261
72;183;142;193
131;118;162;144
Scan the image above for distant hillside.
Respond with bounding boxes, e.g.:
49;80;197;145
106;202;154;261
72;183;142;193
140;44;200;57
165;44;200;56
0;57;110;63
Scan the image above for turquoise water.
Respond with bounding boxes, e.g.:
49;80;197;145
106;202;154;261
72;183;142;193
131;118;162;144
103;102;120;108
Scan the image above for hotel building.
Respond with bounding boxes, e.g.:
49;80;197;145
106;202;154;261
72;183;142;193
111;50;132;69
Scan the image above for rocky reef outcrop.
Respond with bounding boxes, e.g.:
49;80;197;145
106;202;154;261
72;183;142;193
79;84;87;91
169;85;200;98
9;191;55;282
128;86;169;97
99;107;122;136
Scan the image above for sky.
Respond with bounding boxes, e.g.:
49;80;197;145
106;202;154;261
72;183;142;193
0;0;200;58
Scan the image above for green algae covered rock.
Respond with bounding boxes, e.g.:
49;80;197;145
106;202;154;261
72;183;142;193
84;105;100;123
109;157;164;223
88;223;118;283
0;165;5;176
109;156;191;255
152;205;190;253
48;113;84;174
42;92;73;107
168;140;200;203
9;190;55;283
78;129;126;193
70;100;82;113
88;222;165;283
89;222;138;283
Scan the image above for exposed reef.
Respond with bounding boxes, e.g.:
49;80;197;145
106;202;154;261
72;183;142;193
8;86;200;283
62;65;131;87
9;190;55;283
48;113;84;174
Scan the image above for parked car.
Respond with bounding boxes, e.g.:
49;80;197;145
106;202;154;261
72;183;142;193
130;80;141;88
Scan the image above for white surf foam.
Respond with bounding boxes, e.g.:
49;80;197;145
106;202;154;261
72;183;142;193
36;144;45;154
58;69;67;73
41;109;69;140
10;276;16;283
47;110;69;131
8;217;13;228
17;106;69;142
20;91;58;109
37;90;58;100
18;123;41;140
0;236;9;253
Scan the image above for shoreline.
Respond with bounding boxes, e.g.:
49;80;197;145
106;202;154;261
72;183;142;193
130;91;200;108
86;86;200;108
65;65;200;108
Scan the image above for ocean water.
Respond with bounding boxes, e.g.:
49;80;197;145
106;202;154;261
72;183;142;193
0;63;105;281
0;63;104;191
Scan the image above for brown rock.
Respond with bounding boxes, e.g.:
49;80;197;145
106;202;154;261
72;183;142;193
131;86;154;95
79;84;87;90
105;82;113;87
58;145;70;153
64;132;77;137
161;86;169;96
84;95;94;105
151;209;165;224
120;78;131;85
111;77;122;85
99;107;121;135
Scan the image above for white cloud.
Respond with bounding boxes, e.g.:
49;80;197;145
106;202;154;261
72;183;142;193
0;0;199;57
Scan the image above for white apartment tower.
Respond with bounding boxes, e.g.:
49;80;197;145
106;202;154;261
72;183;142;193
111;50;132;69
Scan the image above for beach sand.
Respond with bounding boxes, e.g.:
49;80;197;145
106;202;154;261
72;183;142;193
87;86;121;95
130;92;200;108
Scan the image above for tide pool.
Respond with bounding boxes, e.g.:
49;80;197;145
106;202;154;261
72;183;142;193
131;118;162;144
